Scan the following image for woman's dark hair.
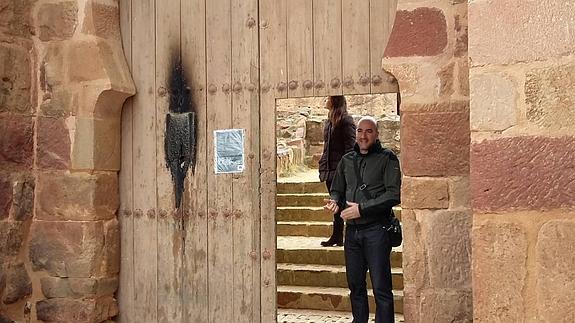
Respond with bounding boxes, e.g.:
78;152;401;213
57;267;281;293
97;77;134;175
328;95;348;128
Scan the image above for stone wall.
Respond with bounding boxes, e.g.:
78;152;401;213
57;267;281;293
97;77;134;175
384;0;472;321
469;1;575;321
0;0;134;321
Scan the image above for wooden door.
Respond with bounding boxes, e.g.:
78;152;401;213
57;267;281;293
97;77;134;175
118;0;397;322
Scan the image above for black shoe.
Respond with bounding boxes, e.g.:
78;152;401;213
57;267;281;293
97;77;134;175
320;235;343;247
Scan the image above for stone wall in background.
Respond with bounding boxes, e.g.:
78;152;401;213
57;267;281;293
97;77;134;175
384;0;472;321
276;94;400;177
0;0;134;321
469;0;575;321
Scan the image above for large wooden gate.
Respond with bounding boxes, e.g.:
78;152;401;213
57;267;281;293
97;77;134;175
118;0;397;322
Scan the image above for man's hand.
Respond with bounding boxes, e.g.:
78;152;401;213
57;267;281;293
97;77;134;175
323;199;340;214
341;202;360;221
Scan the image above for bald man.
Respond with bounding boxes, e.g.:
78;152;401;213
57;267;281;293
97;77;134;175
323;116;401;323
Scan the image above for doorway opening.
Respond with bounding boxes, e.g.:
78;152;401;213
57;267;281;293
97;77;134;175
274;92;404;322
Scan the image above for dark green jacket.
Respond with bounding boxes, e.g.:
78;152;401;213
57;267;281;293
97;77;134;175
329;140;401;226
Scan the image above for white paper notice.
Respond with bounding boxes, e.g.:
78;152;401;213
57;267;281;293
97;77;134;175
214;129;245;174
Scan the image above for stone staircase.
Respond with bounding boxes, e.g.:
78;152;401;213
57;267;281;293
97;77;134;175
276;181;404;319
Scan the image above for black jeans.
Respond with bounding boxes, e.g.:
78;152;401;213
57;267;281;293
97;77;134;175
345;224;394;323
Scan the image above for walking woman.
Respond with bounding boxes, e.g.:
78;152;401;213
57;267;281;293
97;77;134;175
318;95;356;247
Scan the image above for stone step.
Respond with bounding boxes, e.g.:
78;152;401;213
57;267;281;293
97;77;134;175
277;236;402;267
277;207;401;223
277;308;405;323
277;221;332;237
277;193;328;207
277;207;333;222
278;181;326;194
277;263;404;290
277;286;403;314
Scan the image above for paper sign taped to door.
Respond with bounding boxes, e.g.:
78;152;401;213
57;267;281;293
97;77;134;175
214;129;245;174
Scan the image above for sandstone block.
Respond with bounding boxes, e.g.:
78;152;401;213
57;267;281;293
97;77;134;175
36;296;118;323
29;221;105;277
0;115;34;170
41;277;118;299
525;64;575;129
102;219;120;275
400;101;468;114
36;1;78;41
419;210;472;289
68;40;107;82
37;117;71;170
40;88;74;117
402;177;448;209
82;2;120;38
36;172;118;221
448;176;470;209
71;117;122;171
401;111;469;176
40;43;67;90
402;209;428;292
469;0;575;66
470;73;517;131
385;7;447;57
454;14;468;57
11;177;34;221
2;262;31;304
437;62;454;97
0;178;11;220
420;288;472;322
457;60;469;97
0;43;32;113
0;0;35;37
536;219;575;321
472;220;527;322
305;120;324;145
382;63;420;97
0;221;23;257
471;136;575;212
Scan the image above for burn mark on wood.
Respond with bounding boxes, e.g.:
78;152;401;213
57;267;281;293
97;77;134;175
165;58;197;209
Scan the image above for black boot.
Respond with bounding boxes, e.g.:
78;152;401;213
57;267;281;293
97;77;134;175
321;213;344;247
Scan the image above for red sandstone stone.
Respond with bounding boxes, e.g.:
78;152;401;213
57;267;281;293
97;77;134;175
0;177;11;219
0;43;32;113
36;172;118;221
384;7;447;57
437;62;455;97
3;262;32;304
0;0;36;37
11;177;34;221
0;115;34;170
0;221;24;257
36;296;118;322
82;2;120;38
454;14;468;58
37;117;71;170
102;219;120;275
36;1;78;41
471;136;575;212
401;111;470;176
29;221;105;277
420;289;472;322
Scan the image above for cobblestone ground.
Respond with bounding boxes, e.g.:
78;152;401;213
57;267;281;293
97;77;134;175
278;309;405;323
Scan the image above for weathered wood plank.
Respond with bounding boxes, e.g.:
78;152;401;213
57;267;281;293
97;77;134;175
313;0;342;96
259;0;287;321
131;0;157;321
287;0;313;98
370;0;399;93
181;0;209;321
342;0;370;95
155;0;183;321
118;0;133;321
231;0;259;321
206;0;234;321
